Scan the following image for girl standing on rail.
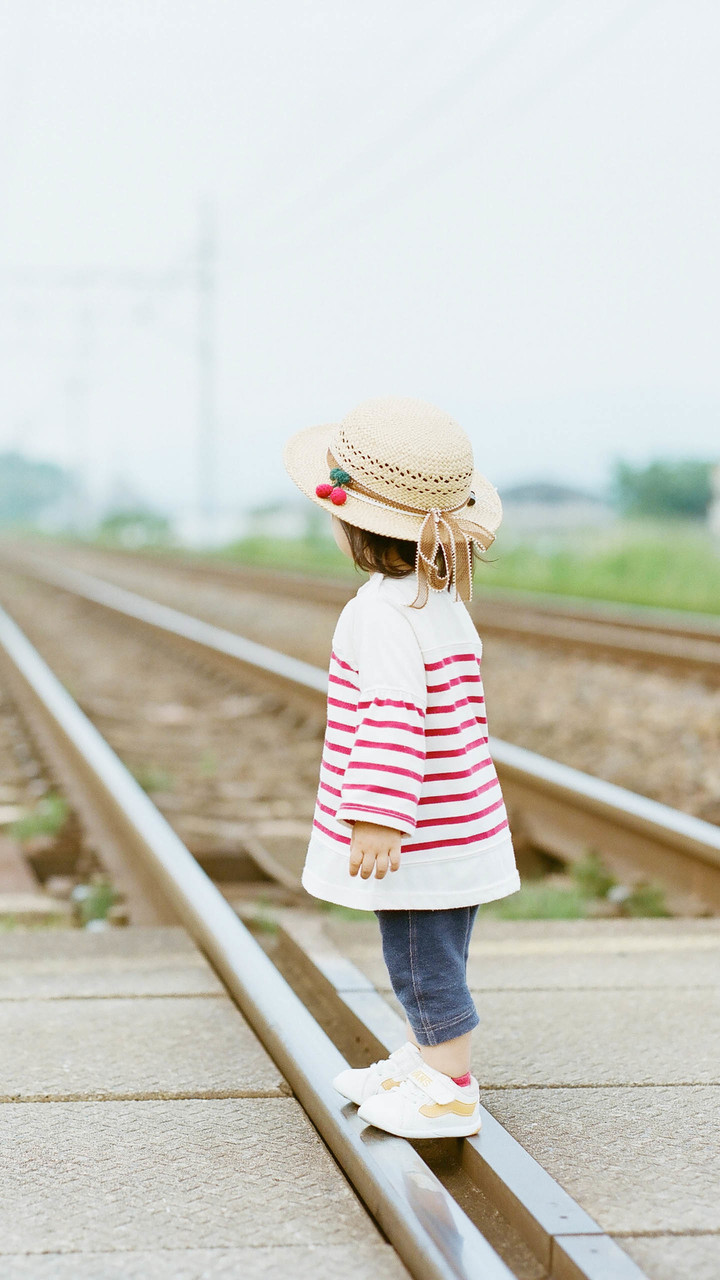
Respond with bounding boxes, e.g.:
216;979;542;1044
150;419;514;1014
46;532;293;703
282;397;520;1139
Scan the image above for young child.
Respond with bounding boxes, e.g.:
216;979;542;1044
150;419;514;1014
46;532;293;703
283;396;520;1139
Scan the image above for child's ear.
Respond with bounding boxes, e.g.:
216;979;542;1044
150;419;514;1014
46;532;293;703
331;516;353;559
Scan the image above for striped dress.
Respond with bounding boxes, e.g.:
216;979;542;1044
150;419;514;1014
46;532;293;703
301;570;520;910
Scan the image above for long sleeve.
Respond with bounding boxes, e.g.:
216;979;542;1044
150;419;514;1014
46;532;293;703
336;599;427;835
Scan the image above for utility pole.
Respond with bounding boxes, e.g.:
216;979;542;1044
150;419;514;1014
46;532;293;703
196;202;217;530
1;247;209;530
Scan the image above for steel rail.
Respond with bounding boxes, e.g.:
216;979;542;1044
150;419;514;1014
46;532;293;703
472;590;720;638
5;552;720;910
272;908;649;1280
25;540;720;636
0;601;515;1280
15;541;720;673
0;571;658;1280
467;604;720;679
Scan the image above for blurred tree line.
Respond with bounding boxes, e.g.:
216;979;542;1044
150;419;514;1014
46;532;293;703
612;458;714;519
0;451;171;543
0;449;715;532
96;509;171;546
0;451;75;524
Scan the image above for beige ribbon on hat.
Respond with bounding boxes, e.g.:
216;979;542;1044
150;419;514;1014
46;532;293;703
412;506;473;608
326;451;494;609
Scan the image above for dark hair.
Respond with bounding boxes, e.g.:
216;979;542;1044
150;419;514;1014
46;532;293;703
339;520;476;584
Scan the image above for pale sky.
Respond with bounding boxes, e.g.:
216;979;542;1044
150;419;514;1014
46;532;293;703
1;0;718;516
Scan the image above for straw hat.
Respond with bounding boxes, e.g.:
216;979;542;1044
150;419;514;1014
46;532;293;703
283;396;502;607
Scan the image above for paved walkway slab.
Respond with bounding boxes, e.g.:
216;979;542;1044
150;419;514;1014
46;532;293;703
484;1085;720;1234
0;1099;401;1257
620;1235;720;1280
0;1244;408;1280
363;984;720;1087
328;917;720;993
471;989;719;1086
324;914;720;1277
1;996;287;1100
0;927;409;1278
0;926;223;998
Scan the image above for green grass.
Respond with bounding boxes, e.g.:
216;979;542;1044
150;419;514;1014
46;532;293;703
483;521;720;614
198;749;219;780
570;850;617;899
0;916;72;932
216;519;720;615
610;882;671;918
11;793;69;840
71;879;120;926
245;897;280;934
218;535;357;579
479;882;589;920
131;762;175;793
480;851;670;920
318;900;378;921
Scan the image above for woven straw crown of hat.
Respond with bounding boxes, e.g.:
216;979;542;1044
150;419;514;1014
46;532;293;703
333;397;474;509
283;396;502;607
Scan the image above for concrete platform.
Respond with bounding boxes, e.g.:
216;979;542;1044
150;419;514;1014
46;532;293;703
465;988;718;1086
0;925;225;998
329;917;720;993
0;928;407;1278
483;1086;720;1233
0;1244;408;1280
1;996;288;1100
328;914;720;1280
0;1099;403;1254
621;1235;720;1280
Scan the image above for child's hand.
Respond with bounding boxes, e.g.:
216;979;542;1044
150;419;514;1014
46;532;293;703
349;821;402;879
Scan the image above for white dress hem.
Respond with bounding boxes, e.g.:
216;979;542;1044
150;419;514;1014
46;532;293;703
301;831;521;911
301;866;522;912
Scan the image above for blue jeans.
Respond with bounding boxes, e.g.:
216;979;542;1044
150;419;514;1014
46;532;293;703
374;906;480;1047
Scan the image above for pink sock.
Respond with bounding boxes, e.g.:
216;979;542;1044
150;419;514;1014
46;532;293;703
451;1071;472;1088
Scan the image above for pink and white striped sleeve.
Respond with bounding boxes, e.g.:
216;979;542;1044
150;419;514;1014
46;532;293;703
336;600;427;835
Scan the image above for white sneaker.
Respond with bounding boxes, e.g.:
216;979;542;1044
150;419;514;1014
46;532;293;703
357;1062;482;1139
333;1041;422;1106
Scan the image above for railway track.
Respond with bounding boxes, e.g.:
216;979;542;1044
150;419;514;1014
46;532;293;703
2;552;719;913
11;540;720;682
0;587;655;1279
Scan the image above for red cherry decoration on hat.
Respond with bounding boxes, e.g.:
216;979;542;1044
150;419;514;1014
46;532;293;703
330;487;347;505
315;483;333;498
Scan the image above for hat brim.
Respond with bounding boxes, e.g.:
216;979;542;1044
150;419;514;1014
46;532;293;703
283;421;502;546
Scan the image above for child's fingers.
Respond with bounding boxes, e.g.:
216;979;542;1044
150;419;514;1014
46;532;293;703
349;846;363;876
374;850;389;879
360;849;378;879
349;841;401;879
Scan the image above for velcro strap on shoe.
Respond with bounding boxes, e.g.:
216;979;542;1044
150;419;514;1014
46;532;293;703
407;1066;455;1105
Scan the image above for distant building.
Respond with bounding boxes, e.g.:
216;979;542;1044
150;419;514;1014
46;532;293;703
165;497;333;548
173;507;249;547
499;482;615;536
176;485;619;549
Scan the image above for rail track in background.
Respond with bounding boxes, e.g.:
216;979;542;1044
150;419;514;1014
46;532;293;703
13;539;720;683
1;550;719;915
0;582;654;1280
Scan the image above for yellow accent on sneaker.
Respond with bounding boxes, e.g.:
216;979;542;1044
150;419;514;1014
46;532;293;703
419;1099;478;1118
380;1077;401;1090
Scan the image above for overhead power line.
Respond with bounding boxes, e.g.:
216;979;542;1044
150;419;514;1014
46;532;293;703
262;0;664;259
0;206;220;521
246;0;562;240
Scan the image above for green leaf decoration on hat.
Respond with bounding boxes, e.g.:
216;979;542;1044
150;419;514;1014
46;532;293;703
329;467;352;486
